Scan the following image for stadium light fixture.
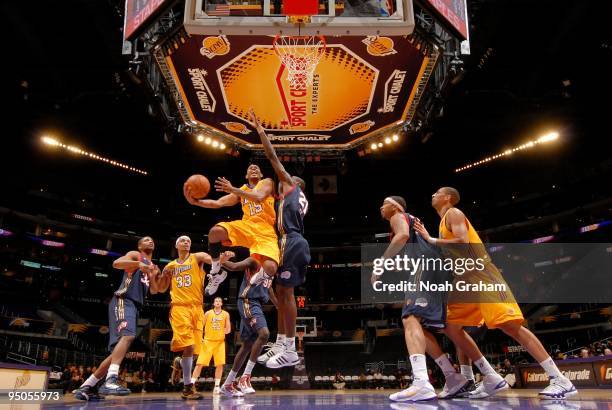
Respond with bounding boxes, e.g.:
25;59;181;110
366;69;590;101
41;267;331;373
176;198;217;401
455;131;560;173
40;135;148;175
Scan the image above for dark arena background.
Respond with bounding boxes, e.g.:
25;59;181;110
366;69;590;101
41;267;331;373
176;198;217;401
1;0;611;409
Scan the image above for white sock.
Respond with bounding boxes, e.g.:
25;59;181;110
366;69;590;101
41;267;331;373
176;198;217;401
181;356;193;385
434;354;456;378
243;360;256;376
540;357;563;379
211;260;220;274
474;356;495;376
225;369;238;385
107;364;120;380
286;337;296;351
215;379;220;387
461;365;475;381
190;377;197;385
409;354;428;382
276;334;286;346
82;374;100;388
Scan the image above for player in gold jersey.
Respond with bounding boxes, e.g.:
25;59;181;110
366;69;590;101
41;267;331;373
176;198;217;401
415;187;577;400
184;164;279;296
190;297;230;395
155;235;213;400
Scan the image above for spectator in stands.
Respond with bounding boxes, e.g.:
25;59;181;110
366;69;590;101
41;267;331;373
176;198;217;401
373;369;383;390
69;368;83;393
333;371;346;390
359;372;367;389
604;347;612;356
271;374;280;390
580;348;590;358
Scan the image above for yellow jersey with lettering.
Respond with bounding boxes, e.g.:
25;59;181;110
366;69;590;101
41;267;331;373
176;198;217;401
167;254;205;305
240;180;275;226
204;309;229;341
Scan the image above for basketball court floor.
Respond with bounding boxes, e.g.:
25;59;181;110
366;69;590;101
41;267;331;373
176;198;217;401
43;389;611;409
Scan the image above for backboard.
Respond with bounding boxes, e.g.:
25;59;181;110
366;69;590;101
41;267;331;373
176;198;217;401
184;0;415;36
296;316;317;337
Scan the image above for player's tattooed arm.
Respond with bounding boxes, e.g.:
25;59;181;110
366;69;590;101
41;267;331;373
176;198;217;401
383;213;410;258
248;108;293;189
215;177;274;203
184;182;240;208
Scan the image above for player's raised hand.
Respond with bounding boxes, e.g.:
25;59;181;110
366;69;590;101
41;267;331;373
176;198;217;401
248;108;261;130
183;183;199;205
215;177;235;194
139;262;154;274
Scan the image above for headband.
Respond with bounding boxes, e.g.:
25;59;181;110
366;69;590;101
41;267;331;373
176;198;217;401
384;197;405;213
176;235;191;247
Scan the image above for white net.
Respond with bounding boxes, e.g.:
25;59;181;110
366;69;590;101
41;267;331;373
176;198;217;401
273;35;326;90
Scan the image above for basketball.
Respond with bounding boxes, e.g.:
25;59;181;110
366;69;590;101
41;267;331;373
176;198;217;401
186;174;210;199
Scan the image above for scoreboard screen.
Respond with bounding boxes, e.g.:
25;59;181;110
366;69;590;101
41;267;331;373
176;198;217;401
124;0;170;41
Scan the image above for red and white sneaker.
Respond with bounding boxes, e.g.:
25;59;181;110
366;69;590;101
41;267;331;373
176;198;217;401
237;375;256;394
220;381;244;397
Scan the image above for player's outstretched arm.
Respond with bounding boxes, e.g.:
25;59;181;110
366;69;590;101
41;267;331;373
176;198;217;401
113;251;152;273
268;286;279;308
147;264;161;295
249;108;293;189
184;183;240;209
215;177;274;203
221;255;259;272
414;209;469;245
194;252;213;266
154;264;174;293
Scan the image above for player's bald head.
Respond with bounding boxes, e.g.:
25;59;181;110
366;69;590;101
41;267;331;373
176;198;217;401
440;187;460;205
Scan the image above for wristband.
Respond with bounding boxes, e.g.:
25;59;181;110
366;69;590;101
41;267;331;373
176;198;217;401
430;237;438;245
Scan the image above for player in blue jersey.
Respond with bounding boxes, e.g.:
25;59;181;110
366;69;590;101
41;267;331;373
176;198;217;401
376;197;470;402
75;236;160;400
248;109;311;369
216;251;278;396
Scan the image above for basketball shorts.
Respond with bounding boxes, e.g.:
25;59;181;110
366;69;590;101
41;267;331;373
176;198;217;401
277;233;311;288
108;296;139;351
169;304;204;352
197;339;226;366
446;302;524;328
237;298;268;342
217;219;279;264
401;265;453;330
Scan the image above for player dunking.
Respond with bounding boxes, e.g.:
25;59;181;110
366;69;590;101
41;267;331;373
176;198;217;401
155;235;213;400
217;251;278;397
190;297;231;395
183;164;279;296
248;109;311;369
75;236;159;401
376;197;469;402
415;187;577;400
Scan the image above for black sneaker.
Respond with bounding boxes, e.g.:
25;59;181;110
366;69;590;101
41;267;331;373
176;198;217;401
181;383;202;400
75;385;104;401
98;375;131;396
455;379;478;398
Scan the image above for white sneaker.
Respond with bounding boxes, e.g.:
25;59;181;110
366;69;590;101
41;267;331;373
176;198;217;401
438;372;469;399
266;349;300;369
389;379;437;402
212;386;221;395
538;376;577;400
257;343;284;364
220;381;244;397
237;375;256;394
468;373;509;399
205;270;227;296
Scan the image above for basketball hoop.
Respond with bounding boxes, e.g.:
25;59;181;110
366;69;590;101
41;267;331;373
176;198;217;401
273;35;326;90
